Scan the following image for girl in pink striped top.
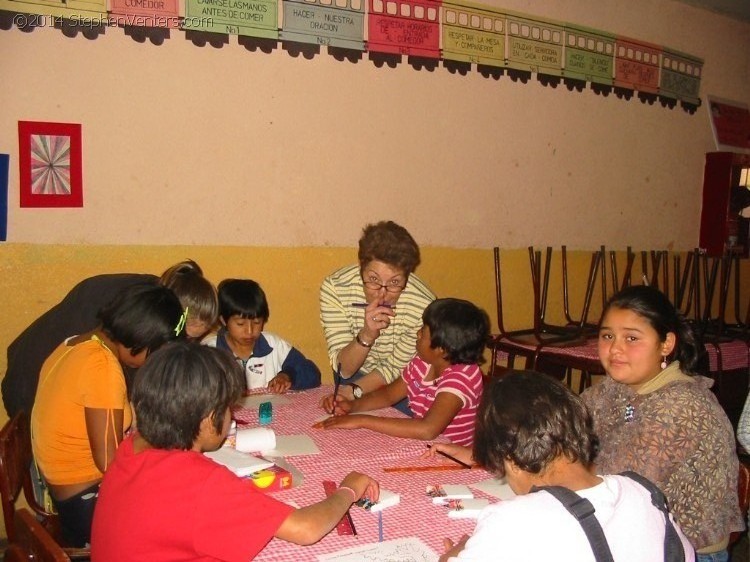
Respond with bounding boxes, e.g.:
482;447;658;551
319;298;488;446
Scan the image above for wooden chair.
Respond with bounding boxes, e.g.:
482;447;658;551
3;544;33;562
7;508;71;562
0;412;58;543
0;413;90;559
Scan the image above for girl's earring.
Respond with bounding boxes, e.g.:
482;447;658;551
660;356;668;370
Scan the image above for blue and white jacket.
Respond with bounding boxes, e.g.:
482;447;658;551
203;330;321;391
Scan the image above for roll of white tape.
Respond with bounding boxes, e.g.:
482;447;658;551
235;427;276;453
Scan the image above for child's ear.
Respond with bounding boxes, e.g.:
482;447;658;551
200;411;218;436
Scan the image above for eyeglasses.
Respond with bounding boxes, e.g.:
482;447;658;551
362;278;406;294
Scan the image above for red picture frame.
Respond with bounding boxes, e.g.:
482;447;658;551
18;121;83;208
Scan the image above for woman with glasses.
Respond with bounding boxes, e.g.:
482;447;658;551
319;221;435;412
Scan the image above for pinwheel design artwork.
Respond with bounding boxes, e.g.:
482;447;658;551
19;121;82;208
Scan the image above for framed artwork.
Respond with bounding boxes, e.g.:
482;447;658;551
18;121;83;208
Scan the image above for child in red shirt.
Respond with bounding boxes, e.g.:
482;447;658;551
91;342;378;561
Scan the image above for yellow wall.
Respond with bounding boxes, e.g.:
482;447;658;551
3;244;746;398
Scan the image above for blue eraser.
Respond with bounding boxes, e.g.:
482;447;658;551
259;401;273;425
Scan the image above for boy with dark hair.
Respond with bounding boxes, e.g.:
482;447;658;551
91;343;379;561
203;279;320;393
433;371;695;561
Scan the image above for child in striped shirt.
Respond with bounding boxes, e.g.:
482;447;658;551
319;298;488;446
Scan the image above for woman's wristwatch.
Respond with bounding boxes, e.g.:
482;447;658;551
350;383;363;399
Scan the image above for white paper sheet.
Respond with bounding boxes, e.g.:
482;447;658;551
317;537;438;562
262;434;320;457
469;477;517;500
203;448;274;477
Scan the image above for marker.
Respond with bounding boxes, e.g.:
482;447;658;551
351;303;395;309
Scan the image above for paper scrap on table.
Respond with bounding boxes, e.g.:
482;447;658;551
427;484;473;504
469;477;517;500
445;498;490;519
356;488;400;512
262;434;320;457
316;537;438;562
238;394;291;409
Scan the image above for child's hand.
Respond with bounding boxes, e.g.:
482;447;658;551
318;413;364;430
319;393;354;416
340;471;380;503
439;535;470;562
267;373;292;394
423;443;474;466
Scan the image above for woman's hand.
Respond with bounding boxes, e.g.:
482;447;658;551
361;301;396;342
318;393;354;415
439;535;470;562
340;471;380;503
423;442;474;466
267;373;292;394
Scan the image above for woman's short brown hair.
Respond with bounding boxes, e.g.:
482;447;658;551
357;221;421;275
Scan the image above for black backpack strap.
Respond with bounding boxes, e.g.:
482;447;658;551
532;485;615;562
620;471;689;562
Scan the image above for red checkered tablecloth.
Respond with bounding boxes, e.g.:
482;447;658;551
704;339;750;372
232;387;492;561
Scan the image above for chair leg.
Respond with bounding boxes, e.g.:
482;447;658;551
578;370;592;393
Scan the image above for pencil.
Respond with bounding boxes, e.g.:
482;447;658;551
426;444;473;469
350;303;395;309
330;363;342;415
383;464;478;473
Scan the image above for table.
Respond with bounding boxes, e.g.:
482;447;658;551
231;387;493;561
